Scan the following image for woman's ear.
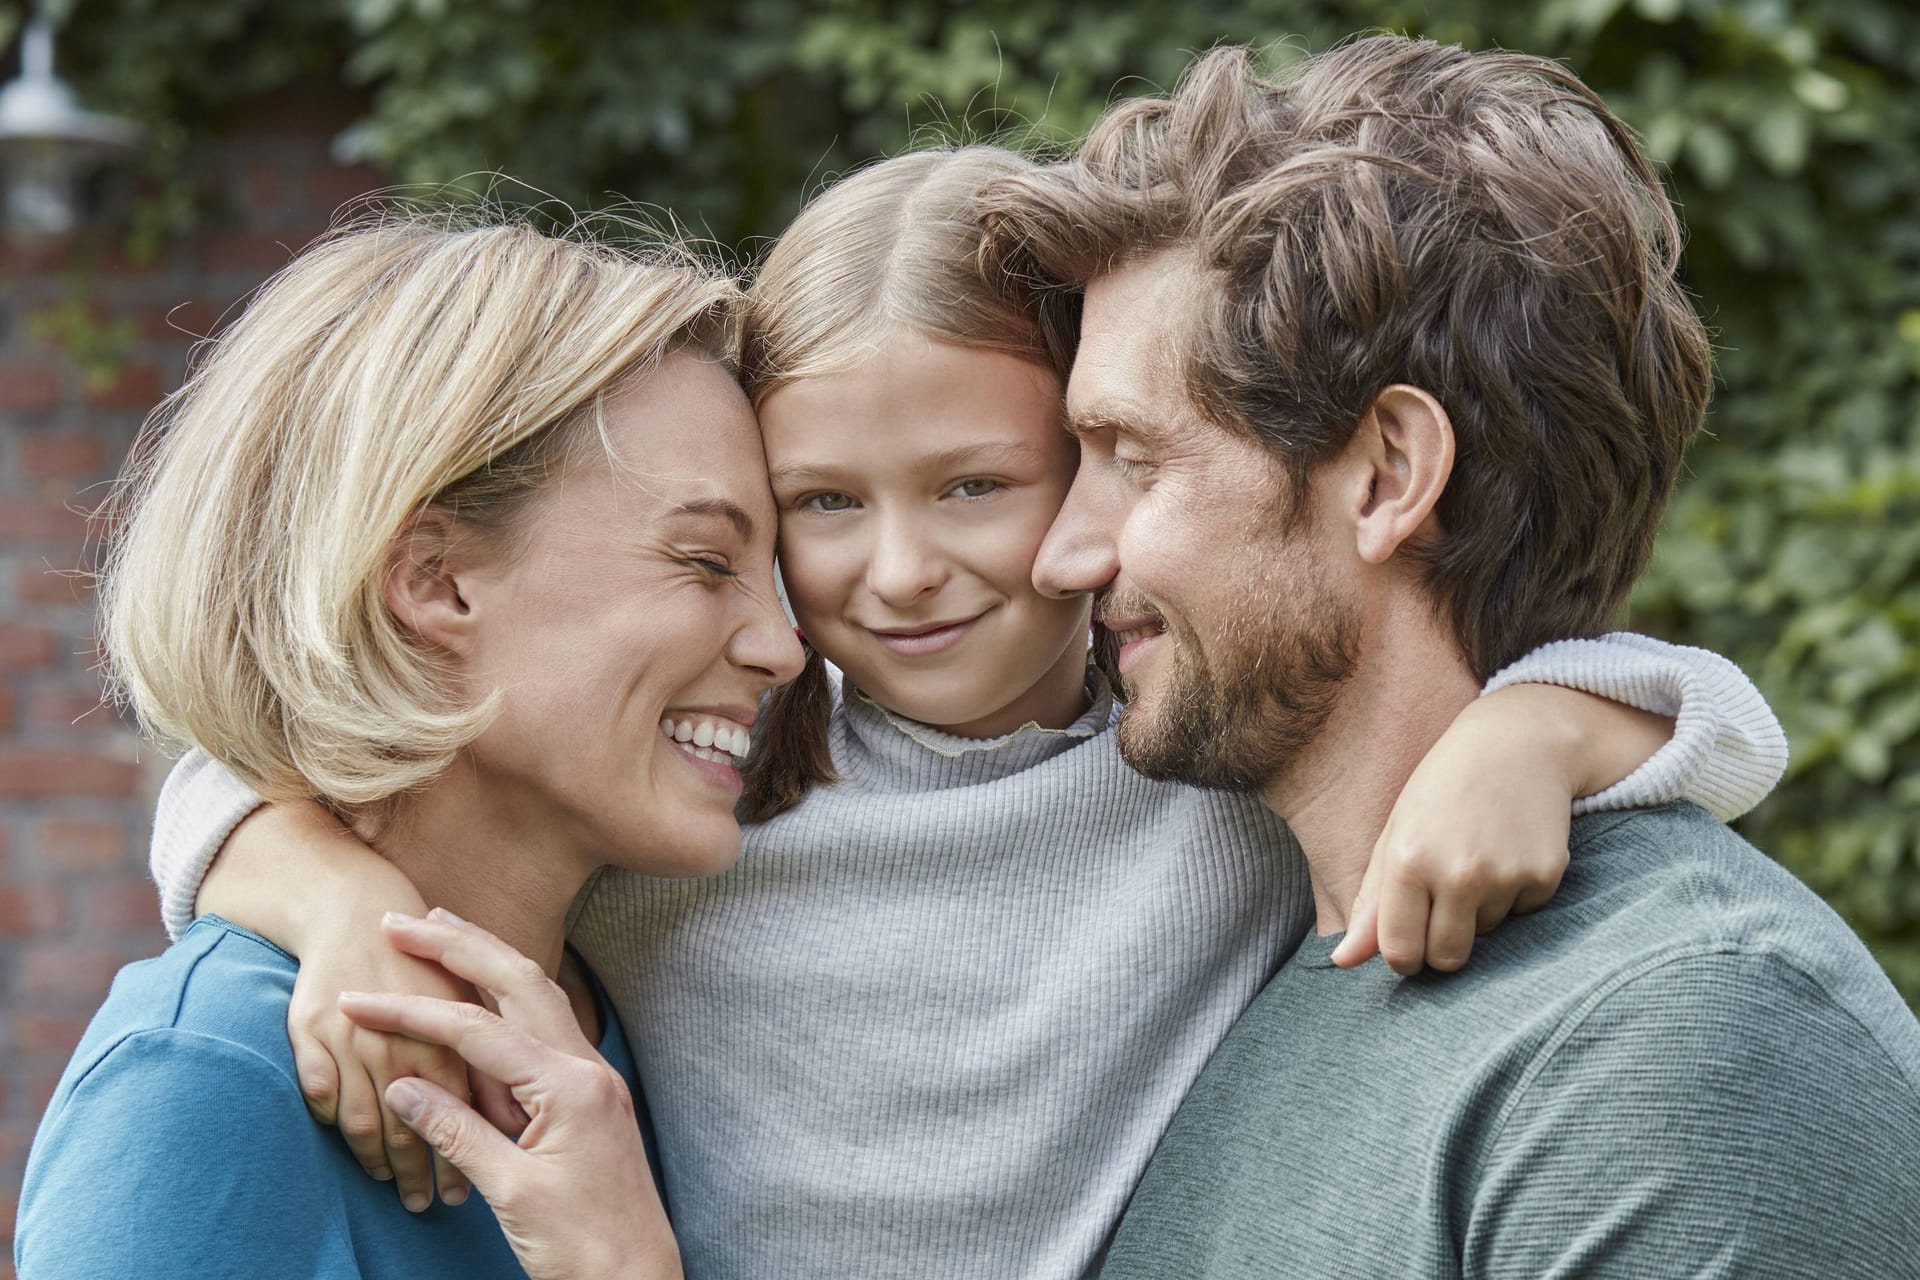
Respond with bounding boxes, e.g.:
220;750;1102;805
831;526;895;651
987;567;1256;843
1349;383;1454;566
383;510;479;654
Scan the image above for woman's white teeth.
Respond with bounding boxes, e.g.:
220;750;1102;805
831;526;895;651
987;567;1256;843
659;717;751;760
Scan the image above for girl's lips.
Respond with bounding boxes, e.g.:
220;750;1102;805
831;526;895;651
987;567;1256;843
867;614;982;657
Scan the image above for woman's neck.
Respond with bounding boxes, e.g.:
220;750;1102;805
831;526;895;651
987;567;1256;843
349;770;590;982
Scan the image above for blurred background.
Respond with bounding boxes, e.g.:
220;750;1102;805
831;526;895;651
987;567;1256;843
0;0;1916;1266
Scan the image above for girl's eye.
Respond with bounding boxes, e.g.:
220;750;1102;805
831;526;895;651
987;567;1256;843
950;477;1002;499
802;492;857;513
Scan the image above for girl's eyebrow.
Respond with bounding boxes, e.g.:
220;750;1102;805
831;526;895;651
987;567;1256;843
769;442;1048;489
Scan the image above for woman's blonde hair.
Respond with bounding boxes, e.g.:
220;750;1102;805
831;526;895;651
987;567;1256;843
737;146;1109;821
100;213;740;807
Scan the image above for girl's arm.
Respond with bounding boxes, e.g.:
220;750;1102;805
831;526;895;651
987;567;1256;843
1333;633;1787;974
149;751;474;1211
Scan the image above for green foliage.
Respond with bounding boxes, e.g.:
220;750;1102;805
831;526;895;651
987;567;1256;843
30;0;1920;997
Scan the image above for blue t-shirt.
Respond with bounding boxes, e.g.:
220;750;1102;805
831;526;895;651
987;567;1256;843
15;915;652;1279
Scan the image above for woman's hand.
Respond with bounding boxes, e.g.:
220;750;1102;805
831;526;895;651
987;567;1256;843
205;804;477;1209
1332;683;1671;975
340;911;681;1280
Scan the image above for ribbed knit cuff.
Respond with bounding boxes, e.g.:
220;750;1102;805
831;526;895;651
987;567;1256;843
1483;632;1788;822
149;749;266;941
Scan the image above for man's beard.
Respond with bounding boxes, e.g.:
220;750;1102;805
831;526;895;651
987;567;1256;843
1105;569;1359;794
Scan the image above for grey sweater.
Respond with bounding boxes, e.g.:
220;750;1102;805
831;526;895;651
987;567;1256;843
150;636;1788;1280
1100;802;1920;1279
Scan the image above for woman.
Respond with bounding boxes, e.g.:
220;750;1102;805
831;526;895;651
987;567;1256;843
12;215;801;1279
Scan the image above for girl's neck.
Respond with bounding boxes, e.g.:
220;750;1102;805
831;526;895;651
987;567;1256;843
921;634;1094;739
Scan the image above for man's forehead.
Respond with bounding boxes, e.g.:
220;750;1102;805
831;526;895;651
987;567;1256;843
1069;253;1199;430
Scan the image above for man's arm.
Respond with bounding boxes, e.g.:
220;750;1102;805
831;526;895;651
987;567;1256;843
1468;948;1920;1279
16;1031;355;1278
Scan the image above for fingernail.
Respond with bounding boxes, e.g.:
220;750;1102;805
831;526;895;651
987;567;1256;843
403;1191;431;1214
441;1187;468;1207
381;911;421;928
387;1078;426;1124
428;906;467;927
370;1166;394;1182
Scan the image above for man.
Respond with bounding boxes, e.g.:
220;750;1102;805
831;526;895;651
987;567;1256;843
973;34;1920;1277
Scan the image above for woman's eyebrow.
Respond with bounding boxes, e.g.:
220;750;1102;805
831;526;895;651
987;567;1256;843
669;497;756;540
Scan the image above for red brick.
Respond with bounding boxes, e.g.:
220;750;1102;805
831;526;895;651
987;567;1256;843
0;751;141;799
81;363;164;413
16;434;106;480
13;565;94;606
0;363;59;412
136;297;226;342
196;232;299;274
0;625;58;671
15;944;123;1001
0;500;91;545
0;887;65;935
12;1014;91;1056
80;878;162;932
26;688;116;731
0;687;13;734
305;163;386;213
38;821;127;872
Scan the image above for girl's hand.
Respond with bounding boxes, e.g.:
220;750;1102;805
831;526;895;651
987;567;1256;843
1331;684;1671;975
204;804;477;1210
341;911;681;1280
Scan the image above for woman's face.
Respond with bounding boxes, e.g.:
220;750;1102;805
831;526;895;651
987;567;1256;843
759;333;1093;738
450;352;804;875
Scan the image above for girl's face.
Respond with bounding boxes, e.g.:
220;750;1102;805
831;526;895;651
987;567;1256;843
759;333;1093;738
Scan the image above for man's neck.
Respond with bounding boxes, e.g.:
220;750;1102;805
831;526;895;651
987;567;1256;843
353;769;592;982
1262;596;1482;935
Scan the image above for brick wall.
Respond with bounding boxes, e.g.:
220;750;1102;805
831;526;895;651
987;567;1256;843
0;89;378;1276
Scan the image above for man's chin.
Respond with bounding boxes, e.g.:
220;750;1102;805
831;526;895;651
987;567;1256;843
1114;699;1276;794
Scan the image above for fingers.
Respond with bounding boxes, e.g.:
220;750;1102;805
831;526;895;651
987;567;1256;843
1373;868;1431;977
1511;879;1557;917
383;1077;522;1198
1423;892;1481;974
336;1057;394;1184
1329;857;1382;968
381;911;589;1056
382;1063;438;1212
289;1027;342;1128
340;991;558;1090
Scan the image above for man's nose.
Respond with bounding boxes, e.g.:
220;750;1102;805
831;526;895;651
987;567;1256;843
1033;471;1119;599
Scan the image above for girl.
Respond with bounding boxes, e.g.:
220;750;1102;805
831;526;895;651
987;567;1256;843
154;148;1785;1280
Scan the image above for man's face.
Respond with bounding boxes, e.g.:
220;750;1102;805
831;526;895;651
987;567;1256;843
1034;252;1359;792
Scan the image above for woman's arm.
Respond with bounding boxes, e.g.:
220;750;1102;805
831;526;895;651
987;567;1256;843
146;751;473;1210
1334;633;1787;974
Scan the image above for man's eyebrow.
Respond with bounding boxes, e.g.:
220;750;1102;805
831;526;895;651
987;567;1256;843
1066;408;1151;442
669;497;755;540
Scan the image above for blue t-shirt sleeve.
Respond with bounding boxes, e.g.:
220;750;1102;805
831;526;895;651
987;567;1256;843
16;1028;358;1280
1468;949;1920;1278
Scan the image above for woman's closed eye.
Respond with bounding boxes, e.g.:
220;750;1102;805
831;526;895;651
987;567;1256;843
685;556;741;579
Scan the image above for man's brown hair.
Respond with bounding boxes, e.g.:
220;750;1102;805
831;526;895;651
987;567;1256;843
980;36;1713;680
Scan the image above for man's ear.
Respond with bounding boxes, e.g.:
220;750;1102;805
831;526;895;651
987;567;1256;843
383;510;479;654
1347;384;1454;566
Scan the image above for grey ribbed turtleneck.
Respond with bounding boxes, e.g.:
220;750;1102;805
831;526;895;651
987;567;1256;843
568;677;1309;1280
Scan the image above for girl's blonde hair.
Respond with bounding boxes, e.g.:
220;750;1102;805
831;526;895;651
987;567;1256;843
100;213;739;807
737;146;1110;822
